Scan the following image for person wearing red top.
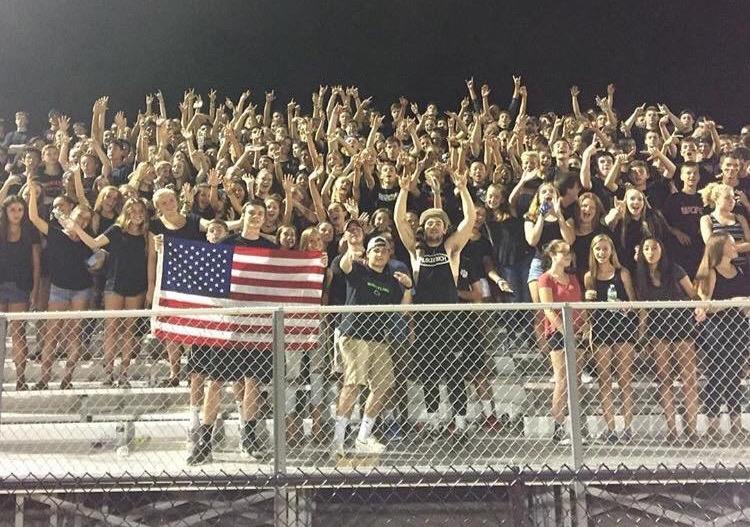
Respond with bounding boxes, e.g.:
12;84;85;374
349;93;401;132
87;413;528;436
537;240;584;442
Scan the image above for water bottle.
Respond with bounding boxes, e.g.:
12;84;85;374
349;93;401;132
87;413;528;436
606;283;618;302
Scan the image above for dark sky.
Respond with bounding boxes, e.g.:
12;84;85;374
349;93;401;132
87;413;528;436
0;0;747;132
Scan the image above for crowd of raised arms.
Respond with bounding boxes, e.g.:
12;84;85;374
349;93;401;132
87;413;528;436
1;77;749;461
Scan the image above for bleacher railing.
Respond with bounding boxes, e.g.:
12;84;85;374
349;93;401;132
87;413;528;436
1;300;749;526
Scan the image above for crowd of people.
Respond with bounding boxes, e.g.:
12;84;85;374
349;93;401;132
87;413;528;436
1;78;749;464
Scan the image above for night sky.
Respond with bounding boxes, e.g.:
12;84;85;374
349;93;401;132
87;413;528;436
0;0;747;132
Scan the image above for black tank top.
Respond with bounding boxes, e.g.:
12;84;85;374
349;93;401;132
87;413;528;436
713;267;749;301
593;268;628;301
415;242;458;304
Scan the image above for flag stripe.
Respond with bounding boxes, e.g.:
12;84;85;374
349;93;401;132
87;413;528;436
231;270;325;282
230;283;322;298
230;276;324;290
232;261;325;274
162;316;319;335
229;291;322;304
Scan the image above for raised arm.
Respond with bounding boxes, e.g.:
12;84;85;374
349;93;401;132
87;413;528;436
445;170;476;253
394;173;416;254
570;85;583;122
579;137;598;190
263;90;275;128
27;183;49;235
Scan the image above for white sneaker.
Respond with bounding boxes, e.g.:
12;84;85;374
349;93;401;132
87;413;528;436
581;372;594;384
330;441;345;461
355;436;386;455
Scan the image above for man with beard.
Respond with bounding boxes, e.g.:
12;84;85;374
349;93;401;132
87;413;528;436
394;167;476;440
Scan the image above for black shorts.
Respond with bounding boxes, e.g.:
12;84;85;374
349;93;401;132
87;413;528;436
590;310;639;345
206;347;274;383
412;311;487;380
546;331;565;351
186;345;213;376
646;308;695;342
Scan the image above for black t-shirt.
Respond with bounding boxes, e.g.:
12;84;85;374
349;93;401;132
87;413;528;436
638;263;688;301
457;252;482;301
484;217;532;267
149;213;203;240
103;225;148;296
46;226;92;290
0;226;40;291
661;191;705;277
225;233;278;249
340;261;404;341
370;183;399;213
110;163;133;186
328;254;348;306
462;236;492;279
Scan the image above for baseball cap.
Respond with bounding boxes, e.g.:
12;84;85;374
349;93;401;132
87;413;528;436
366;236;389;253
418;208;450;227
344;218;365;232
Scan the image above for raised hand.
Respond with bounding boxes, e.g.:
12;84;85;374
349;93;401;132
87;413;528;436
452;169;468;190
343;197;359;217
513;75;522;90
207;168;221;187
58;115;71;133
282;173;295;195
607;83;615;96
481;84;491;97
113;112;126;129
465;77;475;91
145;93;154;108
156;90;164;103
518;86;527;98
181;183;194;207
613;197;626;217
265;90;276;103
410;102;419;115
398;172;411;191
208;89;217;101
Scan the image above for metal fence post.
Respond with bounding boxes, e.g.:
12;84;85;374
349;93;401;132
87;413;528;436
272;308;287;475
0;314;7;427
271;308;289;527
561;303;589;527
561;304;583;468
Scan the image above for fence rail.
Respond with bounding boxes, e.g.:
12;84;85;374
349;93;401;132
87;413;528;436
1;300;749;526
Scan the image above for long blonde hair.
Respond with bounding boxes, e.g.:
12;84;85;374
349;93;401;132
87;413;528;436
115;198;149;236
585;234;622;289
93;185;122;214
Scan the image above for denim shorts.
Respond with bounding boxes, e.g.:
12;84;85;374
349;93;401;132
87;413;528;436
527;257;545;283
0;281;30;304
49;284;93;305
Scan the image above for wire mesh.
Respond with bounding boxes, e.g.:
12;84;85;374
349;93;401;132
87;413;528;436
0;300;749;526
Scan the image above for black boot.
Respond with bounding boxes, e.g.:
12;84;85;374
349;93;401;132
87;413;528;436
187;424;213;465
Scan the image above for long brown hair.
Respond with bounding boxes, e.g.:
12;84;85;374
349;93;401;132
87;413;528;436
0;195;30;241
695;232;732;293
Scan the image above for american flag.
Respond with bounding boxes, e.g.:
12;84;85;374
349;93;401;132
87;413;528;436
151;236;325;350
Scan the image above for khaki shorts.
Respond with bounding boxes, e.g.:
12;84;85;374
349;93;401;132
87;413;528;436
338;335;395;392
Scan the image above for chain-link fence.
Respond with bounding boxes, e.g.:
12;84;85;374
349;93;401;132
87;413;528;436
1;300;749;525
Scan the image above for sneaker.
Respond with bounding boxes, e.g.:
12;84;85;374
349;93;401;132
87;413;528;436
330;441;345;461
59;376;73;390
187;425;213;466
481;414;503;433
598;430;619;444
186;425;200;452
552;423;566;443
159;377;180;388
355;436;386;455
382;420;403;441
580;372;594;384
211;418;226;449
620;428;632;442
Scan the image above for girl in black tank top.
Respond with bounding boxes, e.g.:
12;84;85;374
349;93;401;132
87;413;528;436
697;233;750;442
